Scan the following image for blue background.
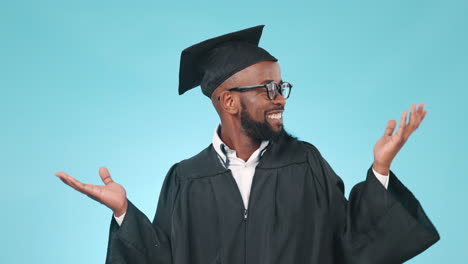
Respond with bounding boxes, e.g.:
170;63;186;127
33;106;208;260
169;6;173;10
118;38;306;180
1;0;466;263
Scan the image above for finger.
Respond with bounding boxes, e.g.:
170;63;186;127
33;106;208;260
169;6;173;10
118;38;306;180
414;109;428;130
81;183;104;199
401;110;408;127
393;110;407;141
406;103;425;139
418;103;425;114
410;103;426;130
55;171;70;179
55;172;102;197
55;172;79;188
60;174;87;192
57;174;86;193
383;119;397;136
99;167;113;185
67;177;103;198
416;103;425;124
421;110;428;121
57;174;73;186
409;103;416;126
397;110;407;131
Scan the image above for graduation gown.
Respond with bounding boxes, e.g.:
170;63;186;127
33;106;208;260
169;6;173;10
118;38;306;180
105;136;439;264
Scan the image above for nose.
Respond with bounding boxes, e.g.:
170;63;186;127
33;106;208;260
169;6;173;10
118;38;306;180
272;93;286;107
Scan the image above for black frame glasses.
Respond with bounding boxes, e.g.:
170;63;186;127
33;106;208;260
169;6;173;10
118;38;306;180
225;81;293;100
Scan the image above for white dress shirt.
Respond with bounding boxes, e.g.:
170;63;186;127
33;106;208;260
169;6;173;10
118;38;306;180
114;124;389;225
212;125;270;209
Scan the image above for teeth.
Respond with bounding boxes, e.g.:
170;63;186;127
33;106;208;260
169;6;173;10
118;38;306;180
267;113;282;120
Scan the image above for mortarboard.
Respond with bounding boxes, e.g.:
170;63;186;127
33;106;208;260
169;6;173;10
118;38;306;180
178;25;277;98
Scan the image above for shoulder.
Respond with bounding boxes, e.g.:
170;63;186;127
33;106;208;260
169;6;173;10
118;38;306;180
174;144;227;179
298;140;323;159
280;134;323;157
281;135;327;168
257;134;323;168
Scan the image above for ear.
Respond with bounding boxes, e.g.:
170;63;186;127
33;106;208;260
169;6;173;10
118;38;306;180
219;91;239;115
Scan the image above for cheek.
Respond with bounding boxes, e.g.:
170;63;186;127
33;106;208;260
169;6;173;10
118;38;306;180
241;96;268;119
254;106;268;120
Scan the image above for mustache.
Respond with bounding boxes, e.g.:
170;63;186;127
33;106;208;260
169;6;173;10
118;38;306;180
265;106;285;113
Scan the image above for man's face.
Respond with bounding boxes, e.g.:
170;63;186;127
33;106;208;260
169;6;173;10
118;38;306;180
233;61;287;141
240;99;286;142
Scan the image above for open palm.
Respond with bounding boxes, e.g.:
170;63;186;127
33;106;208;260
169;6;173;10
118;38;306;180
55;167;128;216
373;103;427;175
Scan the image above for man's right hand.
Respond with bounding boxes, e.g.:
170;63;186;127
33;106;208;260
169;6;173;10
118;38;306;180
55;167;128;217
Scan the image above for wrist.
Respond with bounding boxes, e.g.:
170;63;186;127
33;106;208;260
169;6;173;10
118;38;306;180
372;162;390;175
114;200;128;217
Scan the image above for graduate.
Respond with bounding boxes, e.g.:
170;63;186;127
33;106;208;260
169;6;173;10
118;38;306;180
56;25;439;264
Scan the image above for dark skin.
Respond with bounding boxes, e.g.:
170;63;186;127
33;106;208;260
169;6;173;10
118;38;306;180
211;61;285;161
55;60;427;217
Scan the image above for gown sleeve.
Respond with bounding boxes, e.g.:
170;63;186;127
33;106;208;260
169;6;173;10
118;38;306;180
105;164;179;264
306;144;439;264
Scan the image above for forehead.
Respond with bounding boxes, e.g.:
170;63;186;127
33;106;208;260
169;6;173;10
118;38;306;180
229;61;281;86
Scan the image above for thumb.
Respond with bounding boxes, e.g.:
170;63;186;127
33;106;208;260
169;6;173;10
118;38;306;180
384;119;397;136
99;166;113;185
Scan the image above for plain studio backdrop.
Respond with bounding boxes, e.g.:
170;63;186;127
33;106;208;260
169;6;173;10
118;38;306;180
0;0;466;263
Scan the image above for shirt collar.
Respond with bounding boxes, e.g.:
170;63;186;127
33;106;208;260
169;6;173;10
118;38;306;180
212;124;269;167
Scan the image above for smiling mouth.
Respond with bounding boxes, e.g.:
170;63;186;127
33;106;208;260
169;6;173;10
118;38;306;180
266;109;284;122
266;112;282;120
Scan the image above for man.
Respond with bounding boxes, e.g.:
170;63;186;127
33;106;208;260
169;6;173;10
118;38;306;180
56;25;439;263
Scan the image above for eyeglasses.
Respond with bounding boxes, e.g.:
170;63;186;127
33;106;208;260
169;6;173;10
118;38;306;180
225;81;293;100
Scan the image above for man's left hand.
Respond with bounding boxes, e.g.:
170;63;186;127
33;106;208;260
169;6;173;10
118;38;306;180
373;103;427;175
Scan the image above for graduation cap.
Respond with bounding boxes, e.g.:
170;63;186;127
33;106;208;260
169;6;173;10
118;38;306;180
178;25;277;98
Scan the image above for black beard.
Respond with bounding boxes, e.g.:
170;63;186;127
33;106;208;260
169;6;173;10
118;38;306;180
240;101;287;143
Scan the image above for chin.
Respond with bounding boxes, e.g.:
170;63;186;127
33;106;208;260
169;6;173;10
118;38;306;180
270;123;283;132
272;127;283;133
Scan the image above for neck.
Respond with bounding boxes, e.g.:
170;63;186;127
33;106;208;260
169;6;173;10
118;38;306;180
219;122;261;162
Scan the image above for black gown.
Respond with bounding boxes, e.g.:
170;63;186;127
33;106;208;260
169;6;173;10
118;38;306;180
105;136;439;264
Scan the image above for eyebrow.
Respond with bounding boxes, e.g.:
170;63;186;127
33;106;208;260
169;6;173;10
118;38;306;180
261;79;283;84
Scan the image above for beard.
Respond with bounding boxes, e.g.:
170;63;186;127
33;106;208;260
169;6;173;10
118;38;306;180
240;101;288;143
